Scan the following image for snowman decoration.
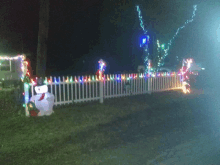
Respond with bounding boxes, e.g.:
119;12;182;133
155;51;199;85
29;77;55;116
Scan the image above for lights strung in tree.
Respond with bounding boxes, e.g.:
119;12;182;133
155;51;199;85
155;40;165;70
136;5;147;34
157;5;197;67
136;5;150;73
157;40;161;48
157;40;161;56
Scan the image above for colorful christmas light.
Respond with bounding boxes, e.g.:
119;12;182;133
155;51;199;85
158;5;197;67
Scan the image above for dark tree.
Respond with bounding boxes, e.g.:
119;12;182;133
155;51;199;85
36;0;49;78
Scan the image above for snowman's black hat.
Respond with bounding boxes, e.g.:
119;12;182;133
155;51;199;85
36;77;46;86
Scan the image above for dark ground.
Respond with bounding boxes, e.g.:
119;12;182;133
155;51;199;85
81;71;220;164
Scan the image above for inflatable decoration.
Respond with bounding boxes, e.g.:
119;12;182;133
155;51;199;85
30;78;55;116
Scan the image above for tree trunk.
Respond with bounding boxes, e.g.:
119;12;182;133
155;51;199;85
36;0;49;78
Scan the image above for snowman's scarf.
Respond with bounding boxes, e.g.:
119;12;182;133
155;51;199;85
38;93;45;101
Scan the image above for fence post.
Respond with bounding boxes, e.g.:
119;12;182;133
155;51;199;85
24;83;30;117
180;74;183;88
174;72;177;88
148;59;152;94
99;72;104;103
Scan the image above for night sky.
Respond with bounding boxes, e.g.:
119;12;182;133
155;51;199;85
0;0;220;79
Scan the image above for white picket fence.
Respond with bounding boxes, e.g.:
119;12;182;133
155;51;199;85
27;72;183;106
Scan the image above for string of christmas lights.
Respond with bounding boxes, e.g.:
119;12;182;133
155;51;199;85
157;5;197;67
136;5;147;34
0;55;24;60
0;55;27;81
26;72;180;86
157;40;161;64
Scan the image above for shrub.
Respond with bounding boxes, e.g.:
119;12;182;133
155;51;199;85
0;88;25;119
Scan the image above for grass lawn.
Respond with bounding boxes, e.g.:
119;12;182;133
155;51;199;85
0;89;188;165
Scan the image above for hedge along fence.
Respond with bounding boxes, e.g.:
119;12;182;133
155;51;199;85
0;87;24;118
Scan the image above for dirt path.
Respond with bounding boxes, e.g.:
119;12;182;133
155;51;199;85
82;88;220;165
149;125;220;165
86;129;220;165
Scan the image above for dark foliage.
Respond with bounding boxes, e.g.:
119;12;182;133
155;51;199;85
0;87;25;119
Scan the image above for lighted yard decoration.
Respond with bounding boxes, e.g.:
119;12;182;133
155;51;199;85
29;77;55;116
181;58;201;94
96;59;106;80
181;65;191;94
97;59;106;103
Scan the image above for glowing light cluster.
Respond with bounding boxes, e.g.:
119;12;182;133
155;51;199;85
140;35;150;47
98;59;106;72
158;5;197;67
148;60;152;72
182;81;190;94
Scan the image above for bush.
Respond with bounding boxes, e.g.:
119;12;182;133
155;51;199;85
1;79;23;89
2;80;5;88
0;89;25;119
